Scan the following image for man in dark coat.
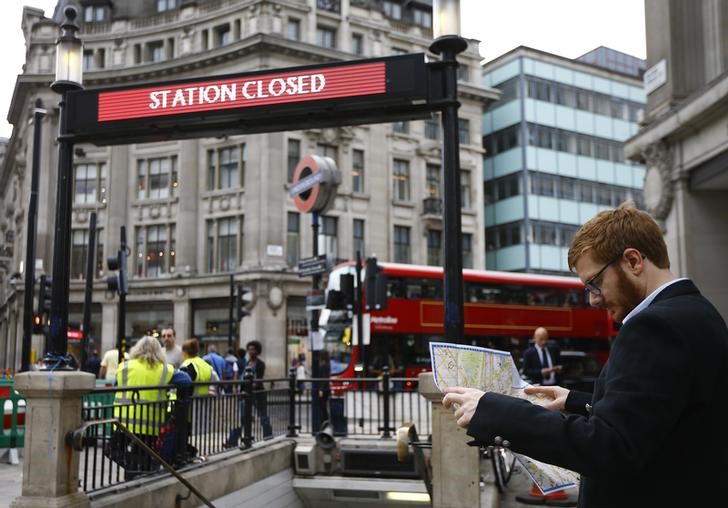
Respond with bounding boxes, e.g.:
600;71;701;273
521;327;562;385
443;203;728;507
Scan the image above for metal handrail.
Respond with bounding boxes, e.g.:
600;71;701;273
67;418;216;508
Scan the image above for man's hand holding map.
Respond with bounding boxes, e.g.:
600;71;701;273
430;341;579;494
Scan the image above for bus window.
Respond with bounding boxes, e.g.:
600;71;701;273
387;277;407;298
405;277;442;300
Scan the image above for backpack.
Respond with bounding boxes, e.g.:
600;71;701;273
223;358;236;380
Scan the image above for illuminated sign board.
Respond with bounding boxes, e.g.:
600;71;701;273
67;54;433;145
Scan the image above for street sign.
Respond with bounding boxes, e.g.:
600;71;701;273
290;155;340;213
65;53;431;145
298;255;328;277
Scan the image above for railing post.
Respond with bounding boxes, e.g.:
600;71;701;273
242;366;254;448
173;387;191;466
287;367;298;437
380;366;392;438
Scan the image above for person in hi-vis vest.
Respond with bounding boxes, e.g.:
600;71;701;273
113;335;191;477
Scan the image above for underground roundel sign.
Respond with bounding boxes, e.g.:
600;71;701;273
289;155;340;213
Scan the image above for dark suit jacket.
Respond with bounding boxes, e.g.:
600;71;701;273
467;280;728;507
522;344;562;385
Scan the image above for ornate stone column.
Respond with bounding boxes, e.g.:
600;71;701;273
419;372;493;507
11;371;95;508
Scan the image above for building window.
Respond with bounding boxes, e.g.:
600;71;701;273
462;234;473;269
205;216;242;273
84;5;106;22
426;164;440;199
427;229;442;266
83;50;94;71
353;219;365;259
317;0;341;13
316;143;338;166
148;41;164;63
351;33;364;55
383;1;402;19
74;162;107;204
137;156;177;199
287;139;301;183
318;216;338;261
157;0;177;12
317;26;336;49
393;121;409;134
215;23;231;47
457;64;469;82
207;145;245;190
411;7;431;27
461;170;471;209
70;228;104;280
394;225;410;263
352;149;365;193
458;118;470;145
425;116;440;140
287;212;300;267
287;18;301;40
393;159;410;201
135;224;176;278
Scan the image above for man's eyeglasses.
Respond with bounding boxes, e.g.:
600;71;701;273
583;255;621;296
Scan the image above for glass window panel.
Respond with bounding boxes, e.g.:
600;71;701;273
352;149;364;193
353;219;365;259
394;226;410;263
287;212;300;267
393;159;410;201
288;139;301;183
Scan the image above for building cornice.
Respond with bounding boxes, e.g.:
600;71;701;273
624;71;728;161
482;45;644;87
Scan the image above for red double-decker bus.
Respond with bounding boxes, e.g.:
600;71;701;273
321;261;615;385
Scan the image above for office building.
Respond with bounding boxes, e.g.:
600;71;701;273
482;46;646;273
0;0;496;374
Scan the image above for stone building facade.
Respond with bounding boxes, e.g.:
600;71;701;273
625;0;728;320
0;0;497;375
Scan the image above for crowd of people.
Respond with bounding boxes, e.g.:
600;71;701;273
97;329;276;476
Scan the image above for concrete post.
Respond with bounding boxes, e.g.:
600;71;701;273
418;372;480;507
11;371;95;508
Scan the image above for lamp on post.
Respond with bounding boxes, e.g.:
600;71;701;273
44;6;83;369
430;0;467;343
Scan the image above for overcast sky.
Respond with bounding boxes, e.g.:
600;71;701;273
0;0;646;138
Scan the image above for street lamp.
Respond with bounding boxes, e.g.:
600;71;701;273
44;6;83;369
430;0;467;343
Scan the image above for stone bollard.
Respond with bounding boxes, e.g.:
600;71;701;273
418;371;481;508
11;371;95;508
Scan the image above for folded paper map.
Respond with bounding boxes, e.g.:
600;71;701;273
430;341;579;494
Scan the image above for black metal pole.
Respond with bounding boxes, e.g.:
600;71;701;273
21;99;46;372
44;91;76;369
81;212;96;370
228;274;234;349
311;212;321;431
355;251;365;380
430;35;468;344
116;226;127;364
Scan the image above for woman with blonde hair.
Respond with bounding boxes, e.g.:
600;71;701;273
111;335;191;478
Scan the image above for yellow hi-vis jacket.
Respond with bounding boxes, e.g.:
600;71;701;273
114;358;173;436
181;356;213;396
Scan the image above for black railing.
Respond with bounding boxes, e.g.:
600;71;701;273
78;370;430;493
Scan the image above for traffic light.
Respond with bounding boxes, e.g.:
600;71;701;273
365;257;388;311
236;286;253;321
340;273;355;309
106;251;128;296
34;275;52;333
325;289;345;310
